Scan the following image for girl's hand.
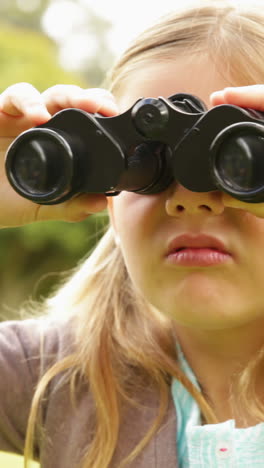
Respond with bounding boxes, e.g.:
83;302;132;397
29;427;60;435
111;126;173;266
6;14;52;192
210;85;264;218
0;83;119;228
210;84;264;110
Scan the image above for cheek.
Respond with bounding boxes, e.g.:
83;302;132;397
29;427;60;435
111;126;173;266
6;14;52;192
241;212;264;271
110;192;165;287
222;209;264;299
111;192;163;240
234;210;264;248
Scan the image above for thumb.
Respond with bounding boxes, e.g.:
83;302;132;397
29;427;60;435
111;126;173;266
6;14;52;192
35;193;107;223
222;192;264;218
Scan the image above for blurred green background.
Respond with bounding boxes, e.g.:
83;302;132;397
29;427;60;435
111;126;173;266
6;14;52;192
0;0;113;465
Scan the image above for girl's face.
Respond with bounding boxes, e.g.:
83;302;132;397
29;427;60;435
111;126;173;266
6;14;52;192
108;55;264;331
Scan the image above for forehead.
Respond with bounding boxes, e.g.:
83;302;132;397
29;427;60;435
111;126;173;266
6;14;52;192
117;54;233;111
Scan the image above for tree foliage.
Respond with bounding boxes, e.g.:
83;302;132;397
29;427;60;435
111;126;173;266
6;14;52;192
0;0;49;31
0;23;87;92
0;0;114;86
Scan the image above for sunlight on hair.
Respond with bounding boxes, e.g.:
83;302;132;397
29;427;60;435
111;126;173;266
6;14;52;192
0;452;39;467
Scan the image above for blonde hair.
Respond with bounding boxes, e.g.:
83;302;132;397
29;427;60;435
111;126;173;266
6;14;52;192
25;1;264;467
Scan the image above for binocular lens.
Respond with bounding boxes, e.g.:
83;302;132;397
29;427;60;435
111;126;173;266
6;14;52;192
13;138;59;194
216;136;255;190
6;129;74;203
213;129;264;200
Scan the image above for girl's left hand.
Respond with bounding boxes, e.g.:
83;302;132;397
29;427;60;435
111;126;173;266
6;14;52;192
210;85;264;218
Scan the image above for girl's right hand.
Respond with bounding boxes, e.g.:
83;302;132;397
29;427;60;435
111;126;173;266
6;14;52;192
0;83;119;228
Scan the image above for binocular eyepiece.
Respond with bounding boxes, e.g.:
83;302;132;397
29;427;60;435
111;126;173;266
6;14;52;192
5;92;264;204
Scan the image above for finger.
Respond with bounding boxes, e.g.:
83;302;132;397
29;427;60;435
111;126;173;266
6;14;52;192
209;90;226;106
210;85;264;110
35;193;108;223
0;82;51;123
0;113;50;138
42;85;119;116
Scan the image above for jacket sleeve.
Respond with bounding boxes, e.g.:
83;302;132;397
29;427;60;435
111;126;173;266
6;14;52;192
0;319;45;454
0;318;69;456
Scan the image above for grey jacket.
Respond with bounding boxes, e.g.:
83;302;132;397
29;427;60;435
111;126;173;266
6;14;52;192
0;318;178;467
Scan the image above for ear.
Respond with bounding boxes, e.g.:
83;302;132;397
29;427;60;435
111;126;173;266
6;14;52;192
107;197;121;246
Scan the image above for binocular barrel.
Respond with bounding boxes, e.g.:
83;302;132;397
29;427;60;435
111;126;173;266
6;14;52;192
5;93;264;204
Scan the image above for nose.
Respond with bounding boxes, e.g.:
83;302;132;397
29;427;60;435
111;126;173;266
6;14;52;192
165;183;225;217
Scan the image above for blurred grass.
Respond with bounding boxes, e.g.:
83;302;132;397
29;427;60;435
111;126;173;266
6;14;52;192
0;452;39;467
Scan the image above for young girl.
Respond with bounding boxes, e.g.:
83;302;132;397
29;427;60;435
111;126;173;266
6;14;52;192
1;0;264;466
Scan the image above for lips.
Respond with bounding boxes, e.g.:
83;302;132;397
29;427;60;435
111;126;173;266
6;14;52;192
166;233;230;255
165;233;232;266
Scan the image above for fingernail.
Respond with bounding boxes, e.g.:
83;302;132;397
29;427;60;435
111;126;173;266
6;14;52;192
101;90;116;101
89;88;116;101
26;105;51;122
210;90;224;99
97;98;119;113
26;103;50;114
106;100;119;112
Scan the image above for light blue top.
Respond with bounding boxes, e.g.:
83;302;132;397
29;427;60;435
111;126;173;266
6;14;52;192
171;343;264;467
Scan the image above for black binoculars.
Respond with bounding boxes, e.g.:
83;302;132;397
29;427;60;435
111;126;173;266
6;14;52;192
5;92;264;204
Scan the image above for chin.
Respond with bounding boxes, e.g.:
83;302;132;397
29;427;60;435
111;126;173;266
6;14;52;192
155;279;249;329
164;294;256;330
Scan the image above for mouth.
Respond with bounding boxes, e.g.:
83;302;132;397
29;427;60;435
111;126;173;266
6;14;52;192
165;233;232;267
